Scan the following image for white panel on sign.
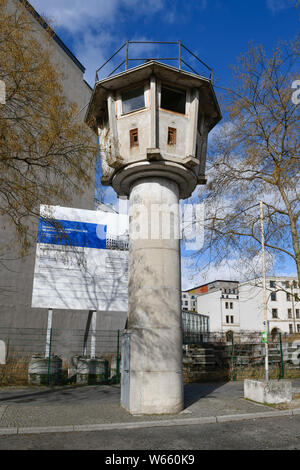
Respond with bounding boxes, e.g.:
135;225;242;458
31;205;129;311
0;340;6;364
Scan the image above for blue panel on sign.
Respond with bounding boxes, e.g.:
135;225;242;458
37;218;107;249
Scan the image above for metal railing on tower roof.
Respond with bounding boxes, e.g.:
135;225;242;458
95;41;213;83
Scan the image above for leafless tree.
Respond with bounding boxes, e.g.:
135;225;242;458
196;37;300;284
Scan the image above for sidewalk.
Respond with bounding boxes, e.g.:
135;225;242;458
0;380;300;435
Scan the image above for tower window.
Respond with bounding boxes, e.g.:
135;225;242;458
161;85;186;114
167;127;176;145
122;87;145;114
130;128;139;147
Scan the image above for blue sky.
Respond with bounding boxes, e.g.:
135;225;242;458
30;0;299;288
31;0;299;87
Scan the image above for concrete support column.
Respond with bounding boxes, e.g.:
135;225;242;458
123;177;183;414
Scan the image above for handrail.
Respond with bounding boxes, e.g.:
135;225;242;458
94;41;214;83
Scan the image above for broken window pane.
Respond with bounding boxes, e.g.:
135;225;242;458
161;86;186;114
122;87;145;114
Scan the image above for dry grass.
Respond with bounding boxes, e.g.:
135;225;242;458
0;353;30;387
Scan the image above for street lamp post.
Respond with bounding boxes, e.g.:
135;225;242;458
260;201;269;381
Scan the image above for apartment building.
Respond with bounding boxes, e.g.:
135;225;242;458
182;280;239;314
195;281;240;333
181;292;198;312
239;277;300;335
195;277;300;335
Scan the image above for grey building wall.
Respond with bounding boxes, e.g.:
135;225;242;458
0;2;128;346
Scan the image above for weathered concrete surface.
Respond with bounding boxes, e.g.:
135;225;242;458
85;61;222;416
244;379;292;404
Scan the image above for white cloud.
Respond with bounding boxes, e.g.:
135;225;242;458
181;251;276;291
30;0;164;32
30;0;120;32
29;0;167;85
266;0;295;12
181;257;239;291
74;30;117;85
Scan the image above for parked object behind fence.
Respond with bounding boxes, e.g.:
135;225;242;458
28;354;62;385
69;356;109;385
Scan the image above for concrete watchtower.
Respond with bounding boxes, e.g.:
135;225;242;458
85;42;221;414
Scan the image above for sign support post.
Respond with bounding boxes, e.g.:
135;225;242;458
91;311;97;359
45;309;53;358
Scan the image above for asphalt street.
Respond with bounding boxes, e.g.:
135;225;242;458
0;414;299;450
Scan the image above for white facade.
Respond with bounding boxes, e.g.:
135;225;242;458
239;277;300;335
181;292;198;312
196;277;300;335
197;288;240;333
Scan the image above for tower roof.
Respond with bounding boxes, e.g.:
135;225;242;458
85;60;222;133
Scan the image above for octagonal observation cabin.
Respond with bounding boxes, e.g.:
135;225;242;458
85;41;222;199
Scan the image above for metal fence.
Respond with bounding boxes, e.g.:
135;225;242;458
228;331;300;381
95;41;214;82
183;331;300;382
1;327;300;386
182;311;210;344
0;327;121;387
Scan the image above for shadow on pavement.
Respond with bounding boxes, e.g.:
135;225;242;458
0;384;120;405
184;381;230;408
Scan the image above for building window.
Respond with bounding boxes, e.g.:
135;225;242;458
130;128;139;147
231;316;234;324
271;292;277;301
167;127;176;145
285;281;290;289
226;315;229;324
184;301;188;306
296;309;300;319
272;309;278;319
270;280;276;288
287;293;292;301
122;87;145;114
288;308;292;319
289;324;293;334
161;85;186;114
225;302;229;309
230;302;233;309
293;281;298;289
297;324;300;333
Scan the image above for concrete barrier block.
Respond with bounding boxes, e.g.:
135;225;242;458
244;379;292;404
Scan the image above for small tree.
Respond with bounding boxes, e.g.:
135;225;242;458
197;37;300;284
0;0;97;255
